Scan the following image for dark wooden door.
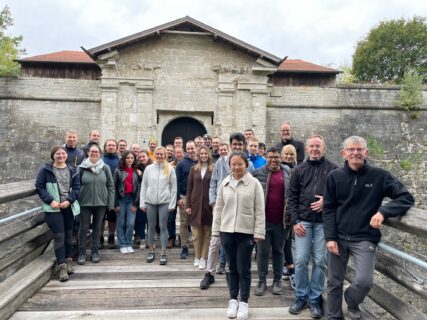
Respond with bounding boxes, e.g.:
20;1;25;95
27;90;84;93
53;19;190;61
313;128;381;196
161;117;207;146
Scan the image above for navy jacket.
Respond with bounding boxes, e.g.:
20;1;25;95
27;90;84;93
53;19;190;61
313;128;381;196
323;161;414;244
64;145;84;168
103;153;120;174
175;156;197;200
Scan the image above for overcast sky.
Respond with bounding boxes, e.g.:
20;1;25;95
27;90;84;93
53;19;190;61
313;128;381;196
5;0;427;68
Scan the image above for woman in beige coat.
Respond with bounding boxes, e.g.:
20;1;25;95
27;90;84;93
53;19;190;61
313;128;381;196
212;151;265;320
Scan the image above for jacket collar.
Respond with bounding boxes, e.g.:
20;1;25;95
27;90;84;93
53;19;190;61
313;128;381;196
223;172;250;186
344;160;368;174
306;157;325;166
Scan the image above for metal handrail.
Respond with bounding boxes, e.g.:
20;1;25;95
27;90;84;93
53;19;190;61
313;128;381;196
0;206;42;225
378;242;427;270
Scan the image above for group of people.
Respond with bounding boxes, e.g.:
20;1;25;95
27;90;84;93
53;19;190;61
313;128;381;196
35;123;414;320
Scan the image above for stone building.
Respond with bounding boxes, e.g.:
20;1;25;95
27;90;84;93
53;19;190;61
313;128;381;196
17;16;339;146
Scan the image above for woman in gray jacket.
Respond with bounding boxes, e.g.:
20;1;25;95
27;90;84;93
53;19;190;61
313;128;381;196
77;144;115;265
140;146;177;265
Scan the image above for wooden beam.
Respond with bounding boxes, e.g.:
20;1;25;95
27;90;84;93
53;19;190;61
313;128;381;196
0;180;36;204
0;210;45;243
345;265;427;320
384;207;427;239
161;30;212;36
0;244;55;320
375;251;427;300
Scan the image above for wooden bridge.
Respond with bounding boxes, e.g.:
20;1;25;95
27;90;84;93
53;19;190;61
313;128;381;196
0;180;426;320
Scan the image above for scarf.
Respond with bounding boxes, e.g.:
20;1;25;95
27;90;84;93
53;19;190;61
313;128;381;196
79;158;105;174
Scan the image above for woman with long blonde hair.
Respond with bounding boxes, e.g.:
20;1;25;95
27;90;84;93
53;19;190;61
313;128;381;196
185;146;214;270
140;146;177;265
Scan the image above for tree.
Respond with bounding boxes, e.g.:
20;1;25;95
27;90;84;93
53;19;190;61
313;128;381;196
352;16;427;83
0;5;25;77
396;68;424;118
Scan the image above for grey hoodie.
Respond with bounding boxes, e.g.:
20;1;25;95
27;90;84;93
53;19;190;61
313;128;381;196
140;163;177;210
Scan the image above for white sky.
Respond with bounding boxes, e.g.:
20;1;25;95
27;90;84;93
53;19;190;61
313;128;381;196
5;0;427;68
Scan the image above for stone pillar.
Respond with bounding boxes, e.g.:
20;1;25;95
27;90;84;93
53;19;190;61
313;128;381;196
215;82;235;140
99;78;119;141
136;78;155;144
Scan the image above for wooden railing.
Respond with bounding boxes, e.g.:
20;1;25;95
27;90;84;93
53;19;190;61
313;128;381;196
0;180;426;319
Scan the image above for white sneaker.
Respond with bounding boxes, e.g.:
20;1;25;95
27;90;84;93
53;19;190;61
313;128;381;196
127;246;135;253
120;247;128;254
194;257;200;267
198;258;207;270
227;299;238;318
140;240;146;250
237;302;249;320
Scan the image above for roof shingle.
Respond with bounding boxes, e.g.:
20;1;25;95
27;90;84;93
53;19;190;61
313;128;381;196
18;50;95;64
277;59;339;73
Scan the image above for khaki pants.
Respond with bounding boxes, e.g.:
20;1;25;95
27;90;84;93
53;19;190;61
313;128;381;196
206;235;221;273
192;225;212;259
179;196;190;247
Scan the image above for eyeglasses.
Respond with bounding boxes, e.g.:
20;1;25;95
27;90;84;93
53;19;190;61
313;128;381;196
345;148;366;154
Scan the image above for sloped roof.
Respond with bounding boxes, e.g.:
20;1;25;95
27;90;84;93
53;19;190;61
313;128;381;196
18;50;96;64
277;59;339;74
86;16;282;65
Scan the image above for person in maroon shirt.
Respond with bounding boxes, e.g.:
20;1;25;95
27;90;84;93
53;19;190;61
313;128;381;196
252;147;291;296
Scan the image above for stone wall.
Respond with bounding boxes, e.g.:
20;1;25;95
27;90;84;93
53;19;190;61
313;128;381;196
0;77;101;183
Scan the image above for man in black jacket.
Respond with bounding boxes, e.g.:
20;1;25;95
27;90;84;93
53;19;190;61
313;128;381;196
275;122;305;165
323;136;414;320
288;134;338;318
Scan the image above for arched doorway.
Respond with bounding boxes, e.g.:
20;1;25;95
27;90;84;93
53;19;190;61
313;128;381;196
161;117;207;146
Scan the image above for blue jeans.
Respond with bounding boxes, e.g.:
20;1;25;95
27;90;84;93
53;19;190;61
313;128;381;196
116;195;137;248
294;221;326;304
134;208;147;240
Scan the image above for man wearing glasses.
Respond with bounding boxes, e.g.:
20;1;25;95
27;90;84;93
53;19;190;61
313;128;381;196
275;122;305;165
323;136;414;320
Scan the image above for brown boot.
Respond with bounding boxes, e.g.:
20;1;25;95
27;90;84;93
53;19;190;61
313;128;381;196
167;239;174;249
65;258;74;274
58;263;69;282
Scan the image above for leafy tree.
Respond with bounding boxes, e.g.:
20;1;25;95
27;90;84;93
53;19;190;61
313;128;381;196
396;68;424;118
352;16;427;83
0;5;25;77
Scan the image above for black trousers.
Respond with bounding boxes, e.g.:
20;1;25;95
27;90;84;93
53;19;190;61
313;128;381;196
44;207;74;264
221;232;254;303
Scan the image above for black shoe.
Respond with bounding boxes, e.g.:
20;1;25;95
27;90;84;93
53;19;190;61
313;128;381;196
282;266;294;280
134;235;141;245
309;303;323;319
78;251;86;265
91;248;100;263
289;299;308;315
180;246;189;259
107;235;116;249
254;281;267;296
200;272;215;290
147;251;155;263
272;279;284;295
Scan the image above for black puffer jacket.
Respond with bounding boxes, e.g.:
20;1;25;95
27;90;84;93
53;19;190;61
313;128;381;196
323;161;414;244
288;157;338;224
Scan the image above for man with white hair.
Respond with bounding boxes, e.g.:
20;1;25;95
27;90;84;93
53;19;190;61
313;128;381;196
323;136;414;320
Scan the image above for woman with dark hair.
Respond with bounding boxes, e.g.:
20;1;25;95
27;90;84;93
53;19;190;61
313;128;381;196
140;146;177;265
186;146;213;270
114;151;142;254
35;146;80;282
212;151;265;320
77;144;115;265
134;150;152;249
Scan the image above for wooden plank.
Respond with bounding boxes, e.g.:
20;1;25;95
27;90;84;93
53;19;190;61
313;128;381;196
0;245;55;320
0;180;36;204
345;265;427;320
0;211;45;243
375;251;427;300
0;224;51;274
12;307;313;320
384;205;427;239
20;289;295;311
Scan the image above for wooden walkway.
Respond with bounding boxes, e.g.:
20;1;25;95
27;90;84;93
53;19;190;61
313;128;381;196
11;245;313;320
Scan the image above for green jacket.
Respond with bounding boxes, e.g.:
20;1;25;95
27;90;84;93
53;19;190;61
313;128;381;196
78;165;115;209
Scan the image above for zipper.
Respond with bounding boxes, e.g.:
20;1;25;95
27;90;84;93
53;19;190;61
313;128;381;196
346;174;358;240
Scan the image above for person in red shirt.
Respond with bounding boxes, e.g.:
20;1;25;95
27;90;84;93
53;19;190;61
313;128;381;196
253;147;291;296
114;151;142;254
